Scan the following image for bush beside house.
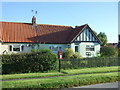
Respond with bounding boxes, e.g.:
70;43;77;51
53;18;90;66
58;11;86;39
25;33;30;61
118;48;120;57
100;46;118;57
2;49;58;74
64;48;82;59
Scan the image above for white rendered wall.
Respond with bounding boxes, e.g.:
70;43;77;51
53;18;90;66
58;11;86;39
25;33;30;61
0;43;31;54
70;42;100;58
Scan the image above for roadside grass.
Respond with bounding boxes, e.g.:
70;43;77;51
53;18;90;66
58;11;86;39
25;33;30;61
2;66;119;80
2;72;119;88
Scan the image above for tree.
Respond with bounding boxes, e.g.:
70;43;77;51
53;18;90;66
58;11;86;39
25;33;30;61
97;32;108;46
100;46;118;57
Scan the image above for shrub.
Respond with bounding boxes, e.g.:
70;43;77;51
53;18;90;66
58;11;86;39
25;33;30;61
100;46;118;57
118;48;120;57
2;49;58;74
64;48;82;59
64;48;74;59
71;52;82;59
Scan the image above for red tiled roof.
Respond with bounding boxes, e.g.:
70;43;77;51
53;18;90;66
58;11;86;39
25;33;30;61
0;22;87;43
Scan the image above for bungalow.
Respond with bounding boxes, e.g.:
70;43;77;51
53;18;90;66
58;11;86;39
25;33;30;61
0;16;101;57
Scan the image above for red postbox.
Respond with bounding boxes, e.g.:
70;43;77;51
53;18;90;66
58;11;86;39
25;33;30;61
58;50;63;60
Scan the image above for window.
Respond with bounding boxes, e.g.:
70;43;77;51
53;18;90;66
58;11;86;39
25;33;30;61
9;45;12;51
75;46;78;52
86;45;94;51
49;46;62;51
21;46;24;51
9;45;24;52
68;45;70;48
37;44;40;49
86;52;91;56
13;48;20;51
49;46;52;50
59;47;62;50
52;46;58;51
31;44;35;49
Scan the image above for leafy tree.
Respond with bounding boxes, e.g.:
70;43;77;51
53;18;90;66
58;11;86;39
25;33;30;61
100;46;118;57
97;32;108;46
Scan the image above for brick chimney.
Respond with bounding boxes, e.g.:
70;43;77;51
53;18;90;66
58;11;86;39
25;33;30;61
32;16;36;26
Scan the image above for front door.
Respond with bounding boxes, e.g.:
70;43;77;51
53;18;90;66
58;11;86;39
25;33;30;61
75;46;78;52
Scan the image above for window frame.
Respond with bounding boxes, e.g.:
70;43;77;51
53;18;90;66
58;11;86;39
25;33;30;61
9;45;24;52
86;45;94;51
86;52;91;56
49;45;62;51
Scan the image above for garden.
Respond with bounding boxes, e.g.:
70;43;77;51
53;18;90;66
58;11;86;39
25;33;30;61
1;46;120;88
2;67;119;88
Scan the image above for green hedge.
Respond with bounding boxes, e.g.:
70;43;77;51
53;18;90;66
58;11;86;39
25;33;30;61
2;49;58;74
61;57;119;69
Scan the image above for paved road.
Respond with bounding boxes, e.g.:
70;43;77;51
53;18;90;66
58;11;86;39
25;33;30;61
63;82;119;90
74;82;119;88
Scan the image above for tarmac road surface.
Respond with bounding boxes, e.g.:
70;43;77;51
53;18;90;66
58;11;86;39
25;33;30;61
73;81;119;88
63;82;119;90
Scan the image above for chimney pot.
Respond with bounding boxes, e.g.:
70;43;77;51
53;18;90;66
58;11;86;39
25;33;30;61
32;16;36;26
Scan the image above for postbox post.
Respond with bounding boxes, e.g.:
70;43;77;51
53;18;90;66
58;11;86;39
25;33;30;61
59;59;61;72
58;50;63;72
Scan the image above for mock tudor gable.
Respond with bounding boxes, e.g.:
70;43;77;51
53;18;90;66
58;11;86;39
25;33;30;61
72;25;101;44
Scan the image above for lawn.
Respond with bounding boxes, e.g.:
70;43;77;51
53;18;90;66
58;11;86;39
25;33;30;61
2;72;119;88
2;66;119;80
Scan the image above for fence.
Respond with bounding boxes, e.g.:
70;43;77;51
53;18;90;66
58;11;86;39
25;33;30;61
60;57;119;69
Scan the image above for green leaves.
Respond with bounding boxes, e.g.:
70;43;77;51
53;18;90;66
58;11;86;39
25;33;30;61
97;32;108;46
2;49;58;74
101;46;118;57
61;57;118;69
64;48;82;59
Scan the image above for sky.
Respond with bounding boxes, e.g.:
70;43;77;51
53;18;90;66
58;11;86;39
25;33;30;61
0;1;118;43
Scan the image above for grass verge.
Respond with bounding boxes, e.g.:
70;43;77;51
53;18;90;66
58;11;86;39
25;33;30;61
2;66;119;80
2;72;119;88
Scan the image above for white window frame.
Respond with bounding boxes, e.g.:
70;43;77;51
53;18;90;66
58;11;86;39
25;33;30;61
86;45;94;51
86;52;91;57
9;44;24;52
49;45;62;51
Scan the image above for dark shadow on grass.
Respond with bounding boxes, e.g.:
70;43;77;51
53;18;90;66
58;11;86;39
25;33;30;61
60;71;68;74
